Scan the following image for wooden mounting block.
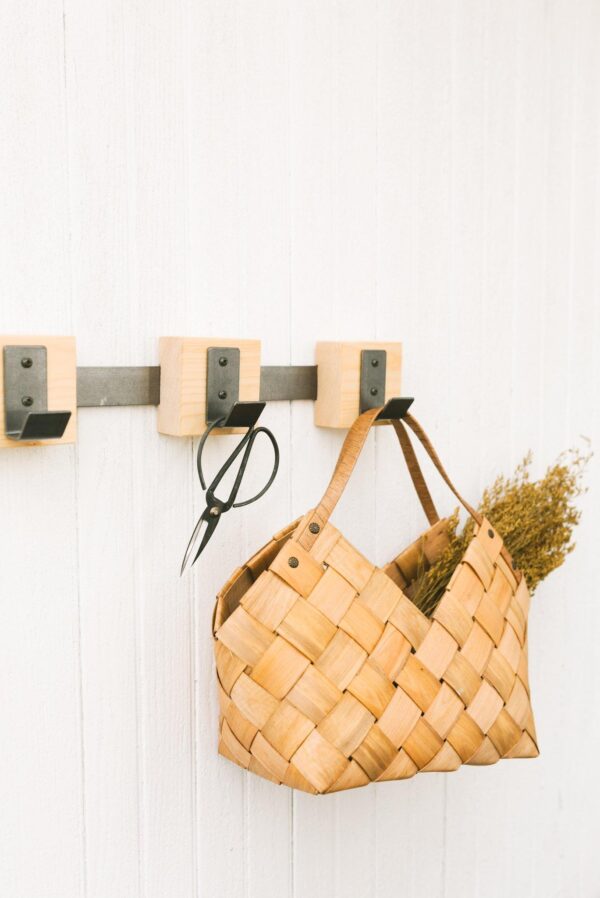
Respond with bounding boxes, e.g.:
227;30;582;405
157;337;261;436
314;341;403;429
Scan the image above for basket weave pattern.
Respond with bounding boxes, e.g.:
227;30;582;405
214;515;537;794
213;411;538;794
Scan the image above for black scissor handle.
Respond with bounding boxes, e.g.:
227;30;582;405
195;415;228;490
232;426;279;507
196;419;279;511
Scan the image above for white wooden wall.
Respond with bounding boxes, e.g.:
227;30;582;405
1;1;599;896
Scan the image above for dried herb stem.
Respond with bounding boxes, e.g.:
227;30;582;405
412;447;590;617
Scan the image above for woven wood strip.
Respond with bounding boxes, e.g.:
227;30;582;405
213;513;538;794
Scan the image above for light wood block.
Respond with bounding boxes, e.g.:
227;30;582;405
314;341;402;428
157;336;261;436
0;335;76;449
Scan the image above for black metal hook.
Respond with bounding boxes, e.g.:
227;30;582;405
3;346;71;441
375;397;414;420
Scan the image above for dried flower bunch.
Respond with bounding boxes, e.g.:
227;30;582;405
412;447;590;618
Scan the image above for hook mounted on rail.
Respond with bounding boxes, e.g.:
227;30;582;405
1;335;405;448
2;345;71;441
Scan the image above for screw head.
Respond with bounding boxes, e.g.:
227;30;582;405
288;556;299;569
487;528;495;539
218;356;228;367
370;387;378;396
218;390;227;400
308;522;320;534
21;357;33;369
371;358;379;367
21;395;34;407
209;506;221;517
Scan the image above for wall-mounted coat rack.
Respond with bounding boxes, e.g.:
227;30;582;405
0;335;403;448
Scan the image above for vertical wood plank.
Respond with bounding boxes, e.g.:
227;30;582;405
64;1;196;896
127;2;197;896
0;3;84;898
288;2;338;895
561;7;600;891
63;3;143;895
532;1;600;896
187;4;250;897
234;2;294;895
290;2;380;896
526;3;578;895
330;3;378;890
444;2;525;895
375;2;452;896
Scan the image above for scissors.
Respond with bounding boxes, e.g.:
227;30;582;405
181;407;279;574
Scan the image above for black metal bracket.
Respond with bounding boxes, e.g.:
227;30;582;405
206;347;241;424
205;348;267;429
359;349;387;413
3;345;72;440
376;397;414;420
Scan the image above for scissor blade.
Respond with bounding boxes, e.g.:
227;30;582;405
180;512;218;576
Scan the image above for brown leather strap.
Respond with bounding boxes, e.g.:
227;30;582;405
401;414;482;526
401;414;519;578
297;407;481;552
392;420;439;526
297;407;381;548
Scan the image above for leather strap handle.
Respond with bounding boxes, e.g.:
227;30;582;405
393;419;439;526
297;407;481;552
401;413;482;525
401;413;519;578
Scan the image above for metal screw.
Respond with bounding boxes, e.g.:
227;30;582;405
21;396;34;407
370;387;378;396
288;556;299;569
371;358;379;367
487;528;494;539
218;390;227;400
309;522;320;534
218;357;228;367
21;357;33;369
209;506;221;517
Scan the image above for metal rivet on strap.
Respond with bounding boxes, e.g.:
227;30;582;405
487;528;494;539
309;522;320;534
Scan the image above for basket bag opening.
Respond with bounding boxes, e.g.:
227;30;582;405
215;514;455;631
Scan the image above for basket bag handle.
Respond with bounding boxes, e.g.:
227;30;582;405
392;418;440;525
297;406;489;553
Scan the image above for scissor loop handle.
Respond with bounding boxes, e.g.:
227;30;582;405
196;416;227;490
232;427;280;507
196;419;280;511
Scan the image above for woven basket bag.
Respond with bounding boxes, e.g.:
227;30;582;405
213;408;539;794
